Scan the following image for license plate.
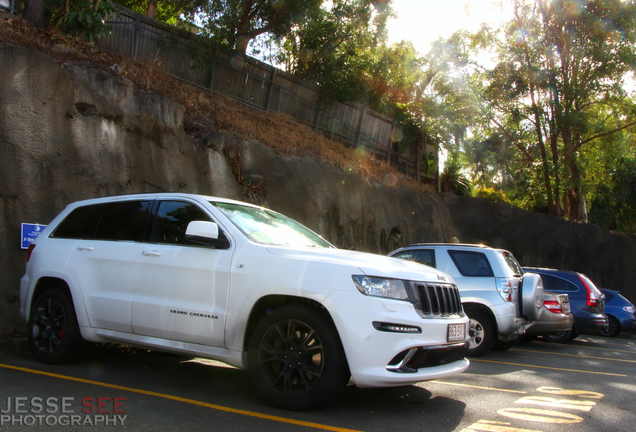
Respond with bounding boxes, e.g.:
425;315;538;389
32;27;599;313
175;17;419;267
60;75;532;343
448;323;466;342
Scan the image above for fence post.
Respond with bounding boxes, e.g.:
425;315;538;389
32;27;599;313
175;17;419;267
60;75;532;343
132;13;142;59
265;67;277;112
313;100;322;131
209;55;216;92
355;106;366;148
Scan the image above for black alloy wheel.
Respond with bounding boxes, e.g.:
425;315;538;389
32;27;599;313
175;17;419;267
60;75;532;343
28;288;84;364
248;305;349;410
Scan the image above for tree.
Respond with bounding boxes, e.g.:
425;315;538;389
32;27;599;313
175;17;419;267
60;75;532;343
475;0;636;220
196;0;322;55
589;155;636;233
24;0;46;28
113;1;205;24
276;1;393;102
440;158;472;196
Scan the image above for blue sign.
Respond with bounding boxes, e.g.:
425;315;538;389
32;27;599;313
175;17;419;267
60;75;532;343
21;223;47;249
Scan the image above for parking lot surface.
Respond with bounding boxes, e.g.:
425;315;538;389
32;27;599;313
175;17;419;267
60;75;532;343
1;334;635;431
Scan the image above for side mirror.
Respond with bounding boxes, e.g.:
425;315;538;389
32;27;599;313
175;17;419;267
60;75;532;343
185;221;219;244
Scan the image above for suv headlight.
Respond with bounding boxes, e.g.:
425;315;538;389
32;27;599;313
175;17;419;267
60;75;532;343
352;275;409;301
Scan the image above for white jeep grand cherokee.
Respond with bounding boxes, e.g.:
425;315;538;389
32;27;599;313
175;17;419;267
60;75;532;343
20;193;469;410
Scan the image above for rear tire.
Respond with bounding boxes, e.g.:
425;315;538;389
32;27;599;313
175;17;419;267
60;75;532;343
601;315;620;337
542;331;572;343
466;309;495;357
492;338;518;351
247;304;350;410
28;288;85;364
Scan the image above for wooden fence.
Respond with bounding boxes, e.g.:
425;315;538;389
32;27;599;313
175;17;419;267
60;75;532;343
94;5;437;183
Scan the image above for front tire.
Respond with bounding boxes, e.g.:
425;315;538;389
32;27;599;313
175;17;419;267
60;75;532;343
466;309;495;357
247;304;350;410
28;288;84;364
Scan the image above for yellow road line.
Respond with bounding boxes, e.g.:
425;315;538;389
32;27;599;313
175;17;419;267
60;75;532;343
431;381;527;394
470;359;627;377
0;363;361;432
513;348;636;363
536;339;636;353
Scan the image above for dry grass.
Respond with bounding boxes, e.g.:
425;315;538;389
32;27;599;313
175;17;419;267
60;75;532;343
0;11;434;194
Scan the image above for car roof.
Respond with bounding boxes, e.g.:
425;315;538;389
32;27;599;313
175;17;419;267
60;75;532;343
522;267;580;276
64;192;261;209
402;243;491;249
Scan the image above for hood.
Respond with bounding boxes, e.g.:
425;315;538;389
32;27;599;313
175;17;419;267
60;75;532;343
266;246;454;284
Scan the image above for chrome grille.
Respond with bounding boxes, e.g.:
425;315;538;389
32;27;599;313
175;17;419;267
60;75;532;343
416;283;463;316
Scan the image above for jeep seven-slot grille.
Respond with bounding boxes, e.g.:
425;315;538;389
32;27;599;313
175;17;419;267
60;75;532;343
416;283;462;316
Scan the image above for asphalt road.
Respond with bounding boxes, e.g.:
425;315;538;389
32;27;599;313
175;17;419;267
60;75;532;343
1;334;635;432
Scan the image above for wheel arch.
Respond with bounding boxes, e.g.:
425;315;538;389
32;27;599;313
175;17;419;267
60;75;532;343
242;295;344;354
462;302;498;332
28;278;72;317
27;277;88;328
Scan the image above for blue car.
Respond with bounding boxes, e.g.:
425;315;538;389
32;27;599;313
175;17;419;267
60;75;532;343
522;267;608;342
600;289;636;337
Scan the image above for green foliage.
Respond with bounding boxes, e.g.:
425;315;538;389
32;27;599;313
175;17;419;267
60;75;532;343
440;158;472;197
50;0;118;41
113;1;205;24
197;0;322;55
276;0;393;103
589;155;636;234
474;187;511;204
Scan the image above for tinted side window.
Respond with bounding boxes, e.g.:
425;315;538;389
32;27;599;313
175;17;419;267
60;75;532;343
52;204;108;239
448;251;494;277
94;201;152;242
540;274;579;292
151;201;229;248
393;249;435;267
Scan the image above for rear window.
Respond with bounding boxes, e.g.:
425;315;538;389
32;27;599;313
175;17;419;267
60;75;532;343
448;250;494;277
540;274;579;292
51;203;108;239
500;251;523;276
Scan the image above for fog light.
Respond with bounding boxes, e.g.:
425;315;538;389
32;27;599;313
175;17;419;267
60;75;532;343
373;322;421;333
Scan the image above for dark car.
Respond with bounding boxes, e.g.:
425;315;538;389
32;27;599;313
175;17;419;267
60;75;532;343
522;267;608;342
600;289;636;337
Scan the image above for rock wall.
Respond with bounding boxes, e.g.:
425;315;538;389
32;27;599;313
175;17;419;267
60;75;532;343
1;45;635;333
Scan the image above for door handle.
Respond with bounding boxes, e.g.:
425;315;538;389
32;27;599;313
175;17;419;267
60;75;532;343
77;246;94;251
142;250;162;257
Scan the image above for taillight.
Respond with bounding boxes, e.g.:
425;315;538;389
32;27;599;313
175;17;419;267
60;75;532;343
578;274;598;306
543;300;563;314
26;244;35;262
496;278;513;302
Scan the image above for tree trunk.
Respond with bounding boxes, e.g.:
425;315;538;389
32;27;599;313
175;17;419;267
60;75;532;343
147;0;158;18
24;0;46;28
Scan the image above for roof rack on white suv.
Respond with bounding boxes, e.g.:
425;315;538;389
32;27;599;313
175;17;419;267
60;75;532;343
389;243;543;356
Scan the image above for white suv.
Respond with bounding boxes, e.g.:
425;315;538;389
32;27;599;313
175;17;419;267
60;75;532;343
20;193;470;410
389;244;544;356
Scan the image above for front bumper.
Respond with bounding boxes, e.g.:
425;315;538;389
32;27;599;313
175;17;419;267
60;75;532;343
324;290;470;388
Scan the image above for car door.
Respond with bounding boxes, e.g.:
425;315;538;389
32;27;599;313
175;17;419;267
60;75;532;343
67;200;152;333
132;199;232;347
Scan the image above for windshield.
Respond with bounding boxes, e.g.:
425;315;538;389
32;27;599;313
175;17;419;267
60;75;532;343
211;202;333;248
501;251;523;276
